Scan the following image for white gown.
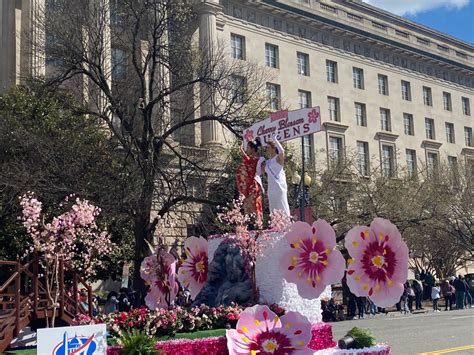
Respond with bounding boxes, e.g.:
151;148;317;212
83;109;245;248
265;156;290;216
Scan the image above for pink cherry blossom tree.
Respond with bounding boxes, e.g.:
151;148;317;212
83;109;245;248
19;192;113;326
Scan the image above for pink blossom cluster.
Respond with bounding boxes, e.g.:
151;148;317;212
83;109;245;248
216;194;253;233
269;209;293;233
19;192;113;278
217;195;273;267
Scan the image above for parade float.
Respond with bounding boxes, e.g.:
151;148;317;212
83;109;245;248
71;107;407;354
75;195;407;355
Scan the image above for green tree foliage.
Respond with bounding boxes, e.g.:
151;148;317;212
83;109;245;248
0;83;133;279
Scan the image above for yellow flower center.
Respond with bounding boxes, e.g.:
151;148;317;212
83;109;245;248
262;339;278;352
195;260;205;273
372;255;384;268
309;251;319;263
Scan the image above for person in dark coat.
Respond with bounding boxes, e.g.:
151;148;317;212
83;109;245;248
118;287;131;312
413;278;424;310
453;275;467;309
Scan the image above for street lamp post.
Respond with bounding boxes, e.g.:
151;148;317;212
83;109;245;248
291;170;312;222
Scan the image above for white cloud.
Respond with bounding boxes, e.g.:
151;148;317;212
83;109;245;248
362;0;470;16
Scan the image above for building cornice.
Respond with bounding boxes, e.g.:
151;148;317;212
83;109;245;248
257;0;473;73
461;147;474;156
222;14;473;92
376;131;399;142
340;0;473;51
422;140;443;149
323;121;349;133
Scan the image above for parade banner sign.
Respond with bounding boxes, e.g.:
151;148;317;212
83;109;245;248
38;324;107;355
243;107;321;145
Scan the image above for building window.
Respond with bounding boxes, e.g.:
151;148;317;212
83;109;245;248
265;43;279;68
299;90;311;108
380;108;391;131
445;122;455;143
357;141;369;176
266;83;280;110
427;152;439;178
355;102;366;127
381;145;395;177
303;135;314;166
230;75;246;104
110;0;125;26
462;97;471;116
329;136;343;166
332;196;347;213
403;113;414;136
378;74;388;95
465;127;473;147
425;118;435;140
326;60;337;83
443;92;452;111
401;80;411;101
448;156;458;169
112;48;127;81
406;149;416;177
297;52;310;76
352;67;364;89
230;34;245;60
423;86;432;106
328;97;340;122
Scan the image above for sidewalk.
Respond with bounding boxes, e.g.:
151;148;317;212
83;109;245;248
339;299;472;321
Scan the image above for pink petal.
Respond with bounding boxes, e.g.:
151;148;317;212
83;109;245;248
145;288;166;310
312;219;336;249
370;218;403;250
186;277;204;300
370;280;404;308
279;311;312;349
320;249;345;285
226;329;250;355
346;261;376;297
391;242;409;284
345;226;372;260
296;279;327;299
285;221;312;245
185;236;208;255
279;249;300;280
236;305;280;338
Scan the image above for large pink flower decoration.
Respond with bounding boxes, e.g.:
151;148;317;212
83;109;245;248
280;220;345;299
226;305;312;355
345;218;409;308
177;236;208;299
141;250;179;309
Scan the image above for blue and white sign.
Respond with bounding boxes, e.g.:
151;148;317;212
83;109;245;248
37;324;107;355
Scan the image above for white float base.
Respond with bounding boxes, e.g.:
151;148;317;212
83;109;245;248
208;232;331;324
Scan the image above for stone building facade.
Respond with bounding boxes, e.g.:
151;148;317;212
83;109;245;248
209;0;473;176
1;0;473;245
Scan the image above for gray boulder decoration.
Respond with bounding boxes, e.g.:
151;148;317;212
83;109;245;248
192;240;253;307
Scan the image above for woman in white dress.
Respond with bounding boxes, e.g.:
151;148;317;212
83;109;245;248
264;134;290;216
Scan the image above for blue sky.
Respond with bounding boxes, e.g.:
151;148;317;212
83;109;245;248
363;0;474;43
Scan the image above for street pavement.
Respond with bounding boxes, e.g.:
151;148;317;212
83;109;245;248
330;308;474;354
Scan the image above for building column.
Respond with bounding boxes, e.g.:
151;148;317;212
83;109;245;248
29;0;46;79
197;0;223;148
